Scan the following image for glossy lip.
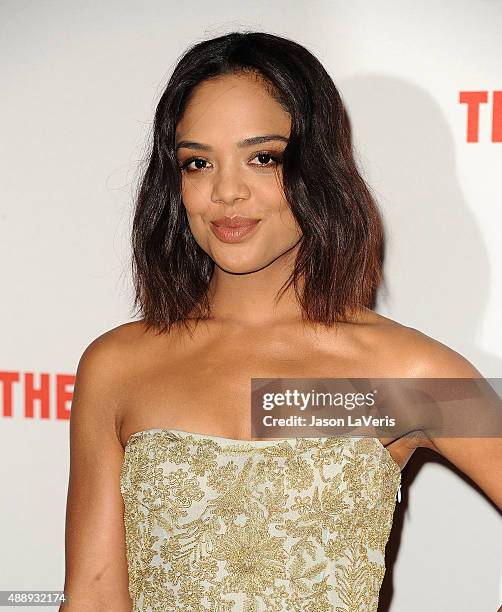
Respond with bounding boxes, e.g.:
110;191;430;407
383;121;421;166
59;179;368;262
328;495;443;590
210;218;261;244
211;215;261;228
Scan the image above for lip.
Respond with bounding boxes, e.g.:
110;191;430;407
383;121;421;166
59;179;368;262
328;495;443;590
211;215;261;228
210;216;261;244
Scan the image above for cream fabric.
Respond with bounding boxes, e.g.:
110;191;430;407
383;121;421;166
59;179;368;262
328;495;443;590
120;429;401;611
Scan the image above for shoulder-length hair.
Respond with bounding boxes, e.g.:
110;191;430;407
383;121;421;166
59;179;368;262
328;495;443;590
131;31;384;336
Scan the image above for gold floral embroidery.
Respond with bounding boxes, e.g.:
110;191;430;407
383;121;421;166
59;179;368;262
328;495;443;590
120;430;401;611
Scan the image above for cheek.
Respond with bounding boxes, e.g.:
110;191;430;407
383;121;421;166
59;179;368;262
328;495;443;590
276;210;302;244
269;193;300;236
181;184;211;249
181;179;210;218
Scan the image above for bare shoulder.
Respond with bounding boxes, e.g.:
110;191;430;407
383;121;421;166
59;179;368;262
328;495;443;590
354;310;486;454
77;320;159;381
397;324;482;379
74;320;154;426
80;320;150;361
356;308;482;378
367;317;501;510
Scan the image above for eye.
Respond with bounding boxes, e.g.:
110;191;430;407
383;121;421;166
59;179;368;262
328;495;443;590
249;151;283;168
178;151;283;173
179;157;210;172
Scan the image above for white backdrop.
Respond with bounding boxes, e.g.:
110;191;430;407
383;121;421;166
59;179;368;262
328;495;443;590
1;1;501;610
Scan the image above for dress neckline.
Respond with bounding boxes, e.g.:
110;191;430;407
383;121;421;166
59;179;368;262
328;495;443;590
123;427;402;474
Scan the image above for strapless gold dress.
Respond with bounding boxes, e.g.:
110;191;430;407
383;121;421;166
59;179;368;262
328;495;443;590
120;429;402;611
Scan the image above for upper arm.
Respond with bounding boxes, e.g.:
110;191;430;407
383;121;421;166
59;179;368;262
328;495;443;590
411;329;502;511
61;333;132;611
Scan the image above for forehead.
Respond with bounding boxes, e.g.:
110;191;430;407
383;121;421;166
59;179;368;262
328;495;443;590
175;73;291;141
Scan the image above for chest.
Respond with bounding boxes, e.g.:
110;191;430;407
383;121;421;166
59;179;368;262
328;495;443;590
120;325;389;442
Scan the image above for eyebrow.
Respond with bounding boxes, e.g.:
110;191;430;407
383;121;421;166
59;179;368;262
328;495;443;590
175;134;289;152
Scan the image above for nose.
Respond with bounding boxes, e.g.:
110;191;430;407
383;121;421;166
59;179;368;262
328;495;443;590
210;165;251;207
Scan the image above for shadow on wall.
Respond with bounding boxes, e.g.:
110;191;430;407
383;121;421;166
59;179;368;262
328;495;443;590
338;74;502;611
340;73;500;375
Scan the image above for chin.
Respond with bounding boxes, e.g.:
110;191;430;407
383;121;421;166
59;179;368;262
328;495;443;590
214;260;262;275
211;252;270;275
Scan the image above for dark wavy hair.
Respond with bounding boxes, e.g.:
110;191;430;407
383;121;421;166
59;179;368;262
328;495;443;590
131;30;384;336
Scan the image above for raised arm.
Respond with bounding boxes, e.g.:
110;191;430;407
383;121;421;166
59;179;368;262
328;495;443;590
60;334;132;611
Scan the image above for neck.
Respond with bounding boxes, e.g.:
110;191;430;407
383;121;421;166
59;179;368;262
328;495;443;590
206;244;304;328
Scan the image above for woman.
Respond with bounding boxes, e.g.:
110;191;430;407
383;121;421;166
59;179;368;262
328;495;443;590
61;31;501;611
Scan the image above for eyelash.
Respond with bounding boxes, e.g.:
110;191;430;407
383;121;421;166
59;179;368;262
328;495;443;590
179;151;283;173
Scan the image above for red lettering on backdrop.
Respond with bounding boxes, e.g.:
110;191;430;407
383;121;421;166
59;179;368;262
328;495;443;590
0;371;20;417
459;91;488;142
57;374;75;420
459;90;502;142
0;370;75;420
25;372;50;418
492;91;502;142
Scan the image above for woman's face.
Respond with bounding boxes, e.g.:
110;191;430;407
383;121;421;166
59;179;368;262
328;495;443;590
175;72;302;274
